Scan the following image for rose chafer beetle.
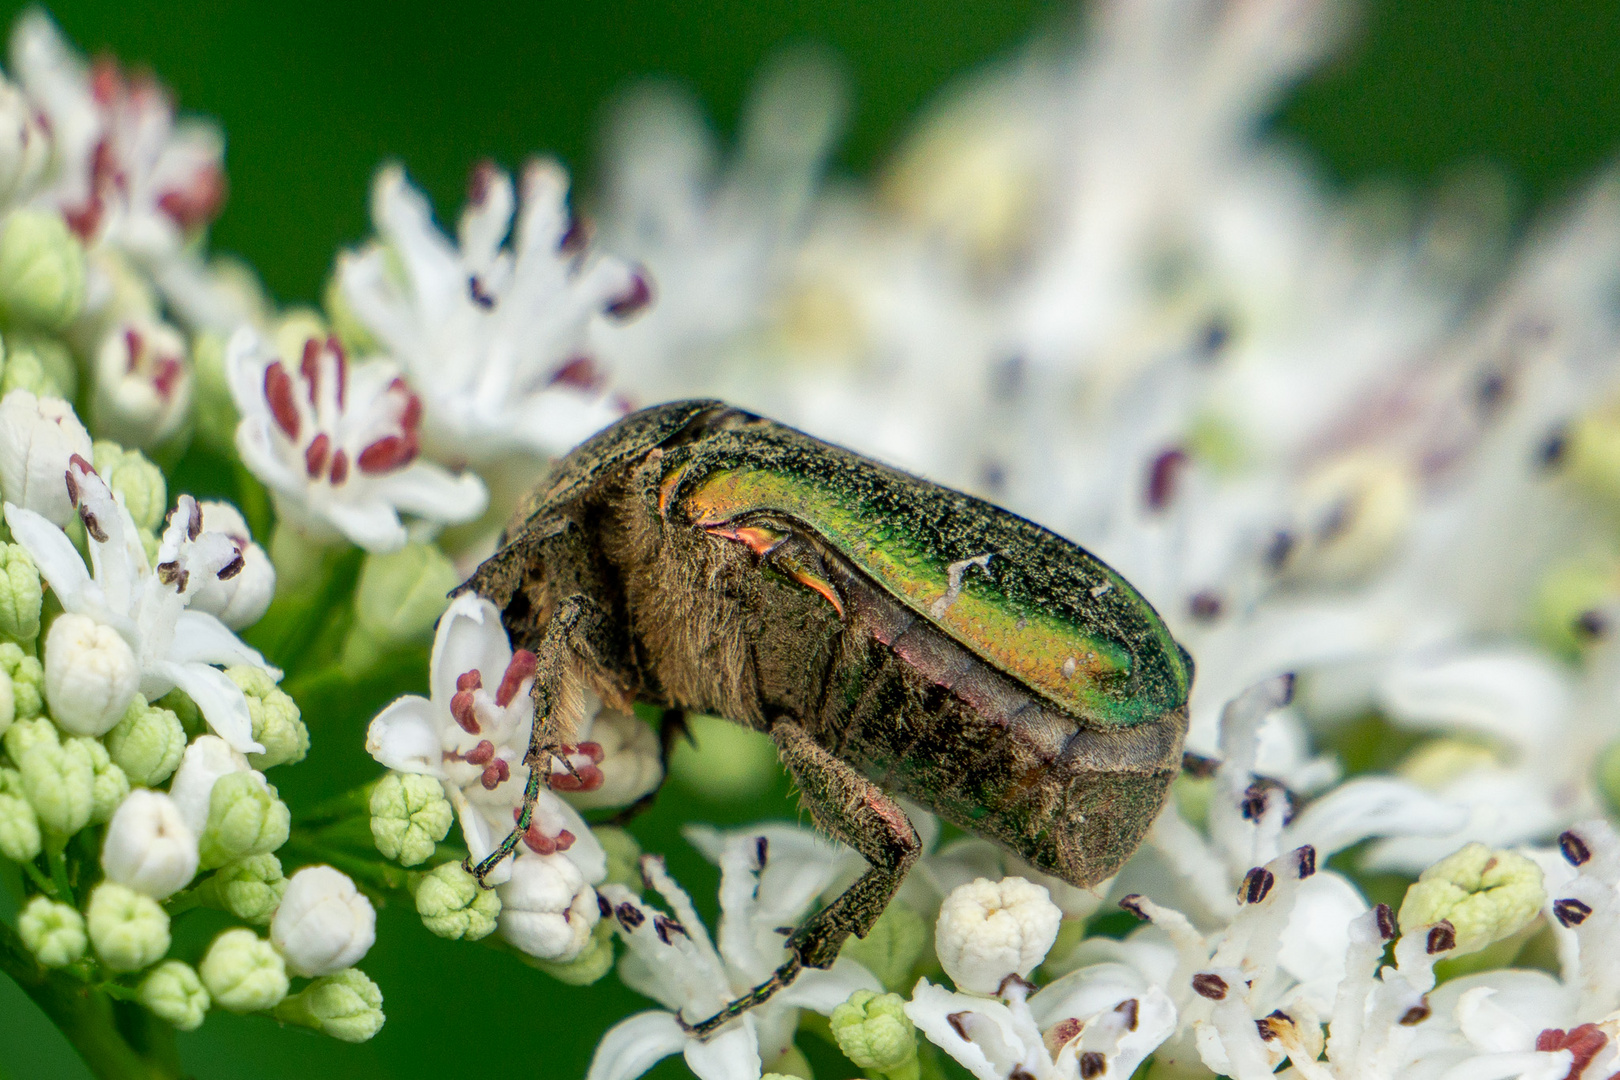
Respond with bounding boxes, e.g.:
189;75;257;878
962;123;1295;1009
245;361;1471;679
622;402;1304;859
459;400;1193;1034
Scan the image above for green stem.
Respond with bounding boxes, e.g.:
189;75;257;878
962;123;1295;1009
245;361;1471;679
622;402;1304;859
0;920;181;1080
46;840;74;906
22;857;55;899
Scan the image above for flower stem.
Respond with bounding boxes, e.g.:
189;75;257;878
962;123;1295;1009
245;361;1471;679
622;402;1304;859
0;920;182;1080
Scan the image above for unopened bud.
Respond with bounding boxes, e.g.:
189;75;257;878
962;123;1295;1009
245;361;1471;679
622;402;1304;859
0;542;40;646
17;895;85;967
225;666;306;770
273;968;385;1043
0;209;86;330
87;881;171;972
0;390;92;525
935;877;1061;995
1398;842;1546;956
271;866;377;978
0;331;77;400
10;716;95;835
415;861;501;941
0;641;44;719
85;739;129;824
101;789;199;900
0;765;40;860
199;927;288;1012
0;79;50;206
103;698;186;786
841;901;927;993
196;852;286;925
342;543;458;669
91;319;192;449
369;771;452;866
525;918;615;986
197;770;290;869
43;612;140;736
831;989;919;1075
497;853;598;962
91;441;167;533
138;960;210;1031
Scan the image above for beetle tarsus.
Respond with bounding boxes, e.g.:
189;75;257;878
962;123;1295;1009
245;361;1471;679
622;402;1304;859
688;955;803;1039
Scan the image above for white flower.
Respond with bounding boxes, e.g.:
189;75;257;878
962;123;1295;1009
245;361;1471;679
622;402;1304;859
100;788;198;900
90;317;192;448
270;866;377;978
560;700;663;811
497;850;598;961
365;592;603;886
0;75;48;209
43;611;139;736
226;328;487;552
0;390;93;526
6;459;279;753
185;501;274;630
587;841;880;1080
10;11;223;260
934;877;1062;996
340;161;647;464
166;734;251;836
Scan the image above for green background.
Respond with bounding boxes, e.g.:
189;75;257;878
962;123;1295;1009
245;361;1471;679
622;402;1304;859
1;1;1618;1077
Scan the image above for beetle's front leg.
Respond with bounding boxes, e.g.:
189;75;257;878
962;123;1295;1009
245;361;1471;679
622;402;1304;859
689;719;920;1038
468;592;610;886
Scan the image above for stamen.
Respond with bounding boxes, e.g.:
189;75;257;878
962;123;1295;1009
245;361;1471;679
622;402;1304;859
329;449;349;486
1078;1052;1105;1079
1554;898;1593;927
479;759;509;790
304;432;331;478
217;552;245;580
614;903;645;931
450;690;481;734
1426;920;1456;954
755;836;768;868
300;337;321;404
467;276;496;309
1146;448;1187;511
1295;845;1317;878
357;434;418;474
1399;1001;1431;1025
496;650;537;707
456;671;482;692
156;561;181;585
1560;830;1592;866
79;504;108;543
1114;998;1139;1031
1118;894;1149;921
124;327;142;372
653;914;687;945
548;356;601;391
464;740;495;765
186;498;202;540
605;268;652;320
152;356;183;399
264;361;301;440
1191;973;1227;1000
1240;866;1275;905
597;892;612;919
1374;903;1396;940
329;336;347;409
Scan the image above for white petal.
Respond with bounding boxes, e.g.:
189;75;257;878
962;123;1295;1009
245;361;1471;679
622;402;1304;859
365;695;449;775
6;502;91;610
585;1011;691;1080
772;957;881;1013
681;1015;761;1080
1285;776;1469;859
1379;649;1572;750
163;660;264;754
430;594;513;710
905;979;1019;1080
369;462;489;523
320;498;409;553
170;610;278;674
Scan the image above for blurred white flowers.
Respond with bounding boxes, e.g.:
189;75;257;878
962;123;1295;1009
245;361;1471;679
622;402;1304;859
0;389;93;526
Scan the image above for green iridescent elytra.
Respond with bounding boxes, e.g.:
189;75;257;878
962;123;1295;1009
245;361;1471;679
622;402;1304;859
464;399;1193;1036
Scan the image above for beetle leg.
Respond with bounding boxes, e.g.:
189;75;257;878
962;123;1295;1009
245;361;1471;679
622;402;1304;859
468;592;609;886
690;719;920;1039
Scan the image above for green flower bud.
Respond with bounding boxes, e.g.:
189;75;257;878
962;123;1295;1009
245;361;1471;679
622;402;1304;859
369;772;452;866
87;881;171;972
10;717;95;836
196;853;287;926
197;771;291;869
1;330;77;400
595;825;642;891
188;331;238;452
342;544;458;668
1399;842;1546;956
323;267;381;358
198;927;288;1012
273;309;328;363
138;960;210;1031
764;1046;813;1080
526;919;614;986
83;737;129;824
156;687;203;740
0;543;41;647
0;642;45;719
224;666;307;770
103;698;186;787
840;901;926;993
0;765;41;860
414;861;500;940
830;989;919;1079
0;667;14;740
1598;738;1620;820
670;712;781;801
273;968;385;1043
91;442;167;534
0;210;86;330
17;896;85;967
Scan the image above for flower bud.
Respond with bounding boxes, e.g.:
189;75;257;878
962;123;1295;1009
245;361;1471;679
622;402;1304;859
0;209;86;330
1;331;78;400
273;968;385;1043
369;772;452;866
189;502;273;629
0;79;49;206
1398;842;1546;956
831;990;920;1075
594;825;642;890
188;331;238;452
415;861;501;941
44;613;140;736
526;918;615;986
10;717;95;836
324;268;381;358
341;543;458;668
0;641;45;719
841;901;927;993
0;667;14;739
85;738;129;824
102;789;199;899
0;543;40;646
197;770;290;869
91;318;192;449
270;866;377;977
196;853;286;925
199;928;288;1012
497;852;598;962
138;960;209;1031
935;877;1061;995
0;390;93;525
104;698;186;786
0;765;41;860
91;441;167;534
87;881;171;972
224;666;306;770
167;734;247;834
17;896;85;967
564;707;662;811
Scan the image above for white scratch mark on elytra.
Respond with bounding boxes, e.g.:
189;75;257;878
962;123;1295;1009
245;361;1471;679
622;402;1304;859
931;552;994;618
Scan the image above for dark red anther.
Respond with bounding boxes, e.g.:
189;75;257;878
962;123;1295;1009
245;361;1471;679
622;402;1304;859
357;434;418;474
329;336;347;409
577;741;605;765
1560;830;1592;866
1374;903;1396;940
1119;894;1149;921
554;829;575;852
401;392;423;433
1426;920;1456;954
755;836;768;868
124;327;143;373
89;56;121;105
456;671;482;692
615;902;645;930
1145;448;1188;511
1078;1052;1105;1079
450;690;481;734
464;740;495;765
559;213;588;254
597;892;612;919
304;432;330;478
1296;845;1317;879
328;449;350;486
152;356;183;399
548;356;602;391
479;759;510;790
496;650;538;707
1191;973;1228;1000
605;269;652;320
548;764;603;792
468;159;497;205
1536;1023;1608;1077
217;552;245;581
156;163;226;230
301;337;322;404
1240;866;1275;905
1115;998;1139;1031
522;823;556;854
264;361;301;440
1554;898;1593;928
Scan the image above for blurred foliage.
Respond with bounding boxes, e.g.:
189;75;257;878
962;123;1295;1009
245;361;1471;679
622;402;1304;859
2;0;1619;1077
